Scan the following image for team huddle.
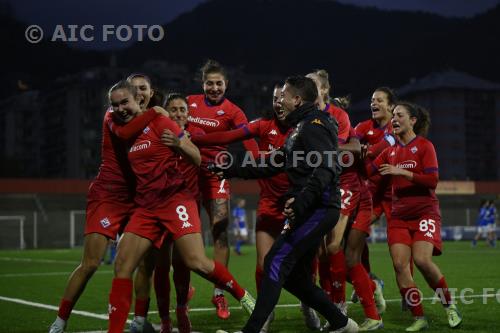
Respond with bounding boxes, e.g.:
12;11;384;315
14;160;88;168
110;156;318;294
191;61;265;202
49;60;463;333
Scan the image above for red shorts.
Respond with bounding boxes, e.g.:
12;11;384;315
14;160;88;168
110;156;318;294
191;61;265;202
124;192;202;249
256;198;286;237
351;188;373;235
340;183;361;216
387;215;442;256
199;169;230;200
84;199;134;239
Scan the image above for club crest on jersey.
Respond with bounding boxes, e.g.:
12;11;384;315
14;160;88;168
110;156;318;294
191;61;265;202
311;118;323;126
100;217;111;228
190;103;197;108
411;146;418;154
143;126;150;134
130;140;151;153
396;160;417;169
216;110;225;116
269;129;277;135
390;151;396;156
367;130;374;135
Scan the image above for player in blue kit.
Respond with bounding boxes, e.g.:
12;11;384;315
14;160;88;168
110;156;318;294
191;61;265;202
232;198;248;255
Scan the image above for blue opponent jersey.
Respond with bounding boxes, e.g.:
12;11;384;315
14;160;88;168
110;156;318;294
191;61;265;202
232;207;246;229
485;206;497;224
477;207;489;226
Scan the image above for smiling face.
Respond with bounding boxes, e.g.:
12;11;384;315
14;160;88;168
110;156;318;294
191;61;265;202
371;90;393;121
272;86;286;122
109;88;141;123
391;105;416;136
129;76;153;111
166;98;189;128
203;73;227;104
280;83;302;120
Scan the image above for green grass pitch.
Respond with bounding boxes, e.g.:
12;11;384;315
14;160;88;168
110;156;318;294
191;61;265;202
0;242;499;332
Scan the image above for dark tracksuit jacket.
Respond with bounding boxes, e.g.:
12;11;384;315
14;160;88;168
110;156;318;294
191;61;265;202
223;102;347;333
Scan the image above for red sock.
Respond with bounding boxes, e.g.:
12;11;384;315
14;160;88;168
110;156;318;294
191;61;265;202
134;298;150;317
108;278;133;333
329;251;346;303
318;260;332;297
361;243;371;273
311;255;319;283
350;264;380;320
255;265;263;293
57;298;74;321
432;276;452;306
173;259;191;307
400;286;424;317
207;261;245;300
154;266;171;320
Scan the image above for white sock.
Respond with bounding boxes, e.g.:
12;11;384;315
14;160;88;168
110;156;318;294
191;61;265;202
54;316;66;327
214;288;224;297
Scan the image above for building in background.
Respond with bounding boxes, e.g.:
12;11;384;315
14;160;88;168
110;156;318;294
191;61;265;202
350;70;500;180
0;62;281;178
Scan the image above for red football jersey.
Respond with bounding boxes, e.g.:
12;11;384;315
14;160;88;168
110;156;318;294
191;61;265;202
355;119;393;147
323;103;351;144
247;118;290;199
187;94;258;159
128;115;186;209
355;118;394;200
339;127;361;192
88;111;134;202
180;123;205;199
371;136;440;219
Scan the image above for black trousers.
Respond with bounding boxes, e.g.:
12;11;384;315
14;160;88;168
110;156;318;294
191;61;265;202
242;207;348;333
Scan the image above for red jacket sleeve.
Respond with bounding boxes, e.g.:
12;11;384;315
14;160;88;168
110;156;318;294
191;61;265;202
412;141;439;188
155;115;184;138
190;120;261;145
367;146;389;177
107;108;157;140
337;110;351;144
366;134;396;159
229;106;259;156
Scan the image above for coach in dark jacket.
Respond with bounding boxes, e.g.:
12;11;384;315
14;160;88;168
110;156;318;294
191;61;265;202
217;76;357;333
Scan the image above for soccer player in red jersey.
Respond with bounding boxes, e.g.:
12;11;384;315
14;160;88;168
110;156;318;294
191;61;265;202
48;83;166;333
106;81;255;333
154;93;205;333
369;102;462;331
350;87;397;311
187;60;259;319
355;87;396;224
126;73;166;333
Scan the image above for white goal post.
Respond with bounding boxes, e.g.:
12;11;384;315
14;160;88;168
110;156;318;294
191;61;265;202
69;210;86;248
0;216;26;249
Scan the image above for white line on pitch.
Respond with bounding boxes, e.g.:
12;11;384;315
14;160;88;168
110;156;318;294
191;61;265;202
0;257;80;264
131;292;500;315
0;295;131;324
